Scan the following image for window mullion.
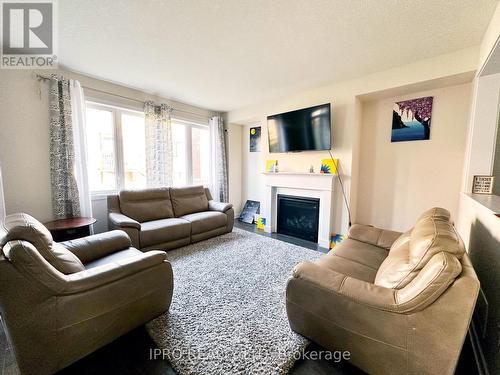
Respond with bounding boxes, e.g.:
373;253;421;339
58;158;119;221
186;125;193;185
115;109;125;191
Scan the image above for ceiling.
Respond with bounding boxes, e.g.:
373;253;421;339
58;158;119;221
58;0;499;112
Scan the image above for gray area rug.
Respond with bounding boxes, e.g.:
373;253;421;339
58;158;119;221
146;228;321;375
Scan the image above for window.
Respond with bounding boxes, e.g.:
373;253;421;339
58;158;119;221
86;106;117;192
191;126;210;185
122;113;146;189
171;119;210;187
85;102;146;193
85;102;210;194
172;122;188;186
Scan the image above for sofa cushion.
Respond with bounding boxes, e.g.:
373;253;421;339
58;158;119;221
417;207;450;223
180;211;227;235
375;216;465;289
61;230;132;264
348;224;402;250
0;213;53;250
0;213;85;274
48;243;86;274
317;253;379;283
140;218;191;248
374;233;414;288
331;238;389;270
84;248;143;269
410;216;465;264
170;186;209;217
396;251;462;309
119;188;174;222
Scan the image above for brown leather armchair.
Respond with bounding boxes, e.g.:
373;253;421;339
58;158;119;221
0;213;173;375
286;208;479;375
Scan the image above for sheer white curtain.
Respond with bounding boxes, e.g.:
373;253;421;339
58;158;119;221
145;102;173;187
70;79;92;218
0;163;5;220
209;115;228;202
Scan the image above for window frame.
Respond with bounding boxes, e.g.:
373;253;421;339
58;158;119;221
85;101;145;197
85;101;211;197
171;117;211;187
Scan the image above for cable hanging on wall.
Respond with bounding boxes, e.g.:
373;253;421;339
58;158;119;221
328;150;352;228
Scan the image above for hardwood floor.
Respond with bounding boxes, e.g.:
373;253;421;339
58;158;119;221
0;221;479;374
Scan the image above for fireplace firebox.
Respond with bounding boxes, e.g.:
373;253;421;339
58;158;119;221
277;195;320;242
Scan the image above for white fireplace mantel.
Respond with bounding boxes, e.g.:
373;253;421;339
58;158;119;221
262;172;336;248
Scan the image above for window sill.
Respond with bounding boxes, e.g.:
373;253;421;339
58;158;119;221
91;192;115;201
464;192;500;215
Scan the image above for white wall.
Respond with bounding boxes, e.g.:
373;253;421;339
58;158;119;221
0;69;216;232
455;5;500;371
228;47;478;234
462;73;500;192
240;123;267;214
458;0;500;233
0;163;5;219
227;123;243;215
0;71;53;222
357;83;472;231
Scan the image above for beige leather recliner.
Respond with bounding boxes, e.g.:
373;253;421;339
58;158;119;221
286;208;479;375
0;213;173;375
108;185;234;251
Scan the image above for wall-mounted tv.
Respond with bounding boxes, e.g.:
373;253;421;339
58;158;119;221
267;103;331;153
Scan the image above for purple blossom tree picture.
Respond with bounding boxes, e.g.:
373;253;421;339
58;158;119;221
391;96;433;142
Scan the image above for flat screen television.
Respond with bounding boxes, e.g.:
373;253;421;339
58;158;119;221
267;103;331;153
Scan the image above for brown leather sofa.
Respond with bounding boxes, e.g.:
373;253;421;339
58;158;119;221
107;185;234;251
286;208;479;375
0;213;173;375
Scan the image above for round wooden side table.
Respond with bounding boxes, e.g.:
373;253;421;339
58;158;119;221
44;217;97;242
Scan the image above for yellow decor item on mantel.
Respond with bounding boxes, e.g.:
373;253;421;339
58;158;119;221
265;160;278;173
320;158;338;174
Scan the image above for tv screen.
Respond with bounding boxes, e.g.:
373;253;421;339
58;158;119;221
267;103;331;153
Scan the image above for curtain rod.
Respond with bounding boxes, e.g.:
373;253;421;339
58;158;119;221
35;73;216;118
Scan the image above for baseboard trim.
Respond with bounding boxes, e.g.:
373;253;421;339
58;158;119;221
469;322;490;375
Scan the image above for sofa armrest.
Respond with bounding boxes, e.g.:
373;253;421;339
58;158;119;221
208;200;233;213
60;230;132;264
7;240;167;295
292;260;456;314
348;224;402;250
62;251;168;294
108;212;141;230
292;261;399;312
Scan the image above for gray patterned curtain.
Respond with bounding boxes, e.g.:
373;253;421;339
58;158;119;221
209;115;228;202
49;75;81;219
144;101;173;187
